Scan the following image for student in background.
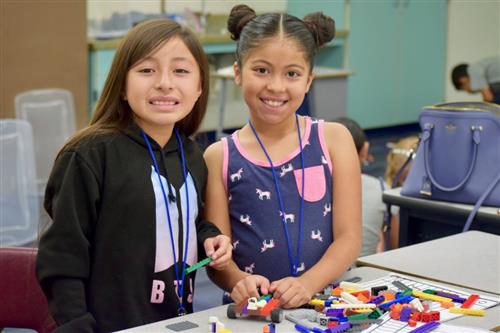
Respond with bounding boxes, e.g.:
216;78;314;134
384;136;419;249
452;56;500;104
36;19;231;332
333;117;385;256
204;5;361;308
385;136;419;188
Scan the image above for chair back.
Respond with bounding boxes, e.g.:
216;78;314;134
0;120;40;246
15;88;76;193
0;247;57;333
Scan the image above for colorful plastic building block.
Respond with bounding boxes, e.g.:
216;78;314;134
400;306;412;321
227;297;284;323
339;281;363;291
379;295;413;310
368;309;383;319
324;322;352;333
184;257;212;275
329;303;376;309
318;315;329;326
392;280;410;291
435;291;466;303
408;321;440;333
262;323;276;333
461;294;479;308
247;297;267;310
412;290;452;303
371;285;388;296
410;298;424;312
379;291;395;301
368;295;385;305
340;291;363;304
449;307;485;316
294;323;310;333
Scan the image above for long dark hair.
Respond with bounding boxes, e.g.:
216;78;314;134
60;19;209;155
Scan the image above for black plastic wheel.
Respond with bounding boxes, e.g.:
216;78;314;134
227;304;237;319
271;308;283;323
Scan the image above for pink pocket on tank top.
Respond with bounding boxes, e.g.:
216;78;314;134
293;165;326;202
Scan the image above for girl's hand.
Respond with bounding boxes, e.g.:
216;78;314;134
230;275;270;305
204;235;232;270
268;276;313;309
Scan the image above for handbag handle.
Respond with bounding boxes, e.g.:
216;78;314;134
422;123;481;192
462;171;500;232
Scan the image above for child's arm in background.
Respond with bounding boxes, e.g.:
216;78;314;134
203;141;270;302
270;122;362;308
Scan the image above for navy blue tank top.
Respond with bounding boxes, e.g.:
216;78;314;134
222;117;334;281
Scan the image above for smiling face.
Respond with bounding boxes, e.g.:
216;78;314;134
125;36;202;143
234;36;314;127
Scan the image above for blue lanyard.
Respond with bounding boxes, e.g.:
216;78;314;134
141;128;190;315
248;113;305;277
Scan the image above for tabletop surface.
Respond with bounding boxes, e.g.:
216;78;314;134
383;188;500;216
116;266;499;333
357;231;500;295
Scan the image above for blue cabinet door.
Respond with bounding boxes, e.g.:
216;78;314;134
287;0;345;29
288;0;346;68
398;0;447;124
348;0;446;128
347;1;399;128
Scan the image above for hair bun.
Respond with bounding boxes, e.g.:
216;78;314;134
303;12;335;47
227;4;257;41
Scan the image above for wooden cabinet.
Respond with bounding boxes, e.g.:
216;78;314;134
1;1;88;128
347;0;447;128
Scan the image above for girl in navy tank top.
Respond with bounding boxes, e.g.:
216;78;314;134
204;4;361;309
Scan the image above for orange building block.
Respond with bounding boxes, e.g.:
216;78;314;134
380;291;395;302
260;298;280;317
332;287;344;297
351;290;371;299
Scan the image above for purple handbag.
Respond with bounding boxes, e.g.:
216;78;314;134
401;102;500;231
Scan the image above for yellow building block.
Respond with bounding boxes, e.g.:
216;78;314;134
413;290;452;303
449;307;485;316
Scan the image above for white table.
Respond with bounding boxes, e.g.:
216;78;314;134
116;267;499;332
357;231;500;295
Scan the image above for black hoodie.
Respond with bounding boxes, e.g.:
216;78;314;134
36;124;220;332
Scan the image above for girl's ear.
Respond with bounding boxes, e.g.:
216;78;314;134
359;141;370;163
233;61;242;86
305;72;315;93
197;82;202;97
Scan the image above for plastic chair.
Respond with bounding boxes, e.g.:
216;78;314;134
15;89;76;193
0;247;57;333
0;120;40;246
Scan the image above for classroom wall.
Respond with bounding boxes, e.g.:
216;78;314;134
0;1;88;128
444;0;500;102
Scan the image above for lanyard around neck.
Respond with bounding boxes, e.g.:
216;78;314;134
141;128;190;315
248;113;305;277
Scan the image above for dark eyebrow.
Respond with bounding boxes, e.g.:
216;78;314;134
133;56;195;67
171;56;193;63
250;59;306;71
